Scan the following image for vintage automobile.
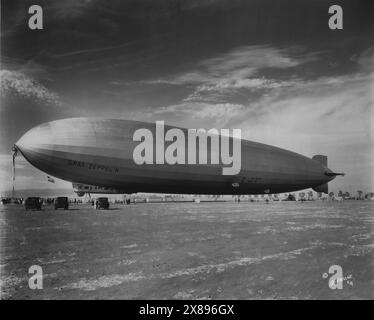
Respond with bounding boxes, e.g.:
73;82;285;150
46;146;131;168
54;197;69;210
95;197;109;210
25;197;42;210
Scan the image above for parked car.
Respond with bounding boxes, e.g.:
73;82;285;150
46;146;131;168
1;198;11;205
95;197;109;210
54;197;69;210
282;194;296;201
25;197;42;210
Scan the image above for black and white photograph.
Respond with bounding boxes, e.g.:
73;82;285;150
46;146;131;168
0;0;373;304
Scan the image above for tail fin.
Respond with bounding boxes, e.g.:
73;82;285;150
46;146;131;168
312;155;327;167
312;155;328;193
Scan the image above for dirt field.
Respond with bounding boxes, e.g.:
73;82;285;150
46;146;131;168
1;201;373;299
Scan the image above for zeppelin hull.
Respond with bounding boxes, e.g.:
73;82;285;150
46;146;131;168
15;118;335;194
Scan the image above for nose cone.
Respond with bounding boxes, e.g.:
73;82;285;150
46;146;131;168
14;122;57;173
15;118;86;154
14;118;100;182
15;118;86;168
16;122;53;153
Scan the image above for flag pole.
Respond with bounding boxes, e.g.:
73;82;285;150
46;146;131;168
12;145;18;199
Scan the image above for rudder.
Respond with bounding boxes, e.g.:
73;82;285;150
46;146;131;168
312;155;327;167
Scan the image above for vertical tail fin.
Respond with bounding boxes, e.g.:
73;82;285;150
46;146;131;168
312;155;328;193
312;155;327;167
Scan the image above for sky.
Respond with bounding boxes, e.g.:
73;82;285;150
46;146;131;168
0;0;373;194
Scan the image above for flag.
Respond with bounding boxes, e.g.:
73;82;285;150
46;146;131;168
47;176;55;183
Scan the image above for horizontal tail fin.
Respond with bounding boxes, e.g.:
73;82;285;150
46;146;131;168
325;171;345;177
312;155;327;167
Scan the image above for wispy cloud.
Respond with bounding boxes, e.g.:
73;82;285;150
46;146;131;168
184;46;319;102
239;71;374;191
237;73;373;143
155;102;245;127
0;70;77;156
351;46;374;70
149;45;320;124
134;45;319;104
198;45;302;73
1;70;62;107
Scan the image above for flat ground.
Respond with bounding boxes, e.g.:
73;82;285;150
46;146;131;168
0;201;373;299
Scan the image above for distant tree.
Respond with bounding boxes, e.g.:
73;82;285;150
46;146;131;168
357;190;363;199
344;191;350;198
308;191;313;200
338;190;343;197
329;192;334;198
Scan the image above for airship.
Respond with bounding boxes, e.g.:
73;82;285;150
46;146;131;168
14;118;343;196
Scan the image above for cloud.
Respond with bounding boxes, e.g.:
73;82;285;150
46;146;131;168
136;45;319;104
185;46;320;102
181;45;307;85
197;78;293;91
351;46;374;70
155;102;245;127
1;70;62;107
185;78;298;103
239;74;373;142
235;72;373;192
0;70;76;155
138;46;309;86
199;45;301;72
